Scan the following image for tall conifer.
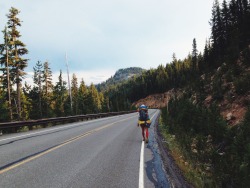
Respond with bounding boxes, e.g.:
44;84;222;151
71;73;78;115
53;70;67;116
0;27;13;120
6;7;28;120
78;79;88;114
33;61;43;118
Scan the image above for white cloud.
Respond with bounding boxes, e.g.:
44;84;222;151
24;69;116;87
1;0;214;83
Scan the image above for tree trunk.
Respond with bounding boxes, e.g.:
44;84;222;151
16;70;21;120
15;44;21;120
5;31;13;121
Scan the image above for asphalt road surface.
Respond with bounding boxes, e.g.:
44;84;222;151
0;109;169;188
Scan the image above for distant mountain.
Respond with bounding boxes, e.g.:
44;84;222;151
96;67;145;91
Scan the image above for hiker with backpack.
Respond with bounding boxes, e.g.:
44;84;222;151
137;104;151;143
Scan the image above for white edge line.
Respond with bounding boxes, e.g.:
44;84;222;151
139;141;145;188
138;109;158;188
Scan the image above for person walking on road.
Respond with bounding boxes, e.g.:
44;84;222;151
137;104;151;143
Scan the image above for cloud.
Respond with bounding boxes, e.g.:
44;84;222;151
1;0;214;85
24;69;116;87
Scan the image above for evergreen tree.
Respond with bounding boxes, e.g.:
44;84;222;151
53;70;67;117
228;0;241;59
6;7;28;120
88;83;100;113
98;92;105;112
0;89;9;122
42;61;53;117
221;0;230;44
192;38;198;72
210;0;224;65
21;82;32;120
0;27;13;120
241;0;250;45
78;79;88;114
42;61;53;96
33;61;43;118
102;94;110;112
71;73;78;115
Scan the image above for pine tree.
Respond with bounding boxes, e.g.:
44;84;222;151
21;82;32;120
42;61;53;96
210;0;224;64
99;92;105;112
88;83;100;113
6;7;28;120
42;61;53;117
78;79;88;114
241;0;250;45
222;0;230;41
102;94;110;112
192;38;198;72
53;70;67;117
0;27;13;120
0;90;9;122
33;61;43;118
71;73;78;115
228;0;241;59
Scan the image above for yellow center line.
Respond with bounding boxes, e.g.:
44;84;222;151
0;115;137;175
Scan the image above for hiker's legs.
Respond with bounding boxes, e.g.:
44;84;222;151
140;125;145;140
145;128;149;139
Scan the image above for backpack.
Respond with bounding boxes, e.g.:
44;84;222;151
139;110;148;121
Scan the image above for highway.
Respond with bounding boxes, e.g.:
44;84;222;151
0;109;169;188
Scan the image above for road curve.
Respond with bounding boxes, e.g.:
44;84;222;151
0;109;169;188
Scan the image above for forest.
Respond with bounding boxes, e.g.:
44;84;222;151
0;8;111;122
158;0;250;187
104;0;250;186
1;1;250;186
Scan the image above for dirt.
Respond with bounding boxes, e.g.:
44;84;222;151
219;93;249;126
133;89;183;109
133;89;249;127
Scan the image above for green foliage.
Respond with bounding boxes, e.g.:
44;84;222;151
53;70;67;117
78;79;89;114
161;96;250;187
234;73;250;95
7;7;28;120
71;73;78;115
229;107;250;186
211;74;224;101
164;96;226;143
0;92;9;122
242;47;250;65
87;83;101;113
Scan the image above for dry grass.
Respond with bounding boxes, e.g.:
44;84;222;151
158;122;214;188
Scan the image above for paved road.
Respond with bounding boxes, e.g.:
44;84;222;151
0;109;169;188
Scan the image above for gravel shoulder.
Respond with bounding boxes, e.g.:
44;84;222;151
154;114;194;188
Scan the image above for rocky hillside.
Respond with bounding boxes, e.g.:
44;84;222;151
96;67;145;91
133;58;250;126
134;90;249;126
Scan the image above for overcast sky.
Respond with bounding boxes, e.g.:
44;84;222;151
0;0;214;85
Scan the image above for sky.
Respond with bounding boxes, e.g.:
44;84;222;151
0;0;215;86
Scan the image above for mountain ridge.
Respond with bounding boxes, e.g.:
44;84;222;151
96;67;145;91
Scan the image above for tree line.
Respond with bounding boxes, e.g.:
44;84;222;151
158;0;250;186
103;1;250;185
1;0;250;121
0;7;109;122
106;0;250;110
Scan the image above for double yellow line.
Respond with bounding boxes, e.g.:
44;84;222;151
0;115;136;175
